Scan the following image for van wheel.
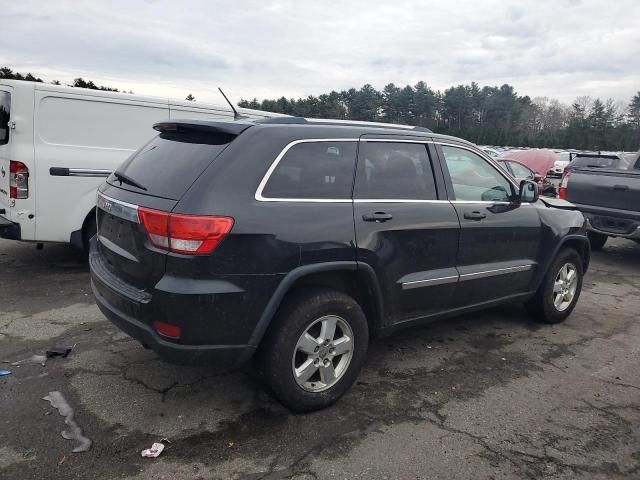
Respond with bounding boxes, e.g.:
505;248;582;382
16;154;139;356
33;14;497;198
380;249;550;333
526;248;583;324
587;231;607;251
255;288;368;413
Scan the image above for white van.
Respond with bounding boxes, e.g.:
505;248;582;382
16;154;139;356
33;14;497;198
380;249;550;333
0;80;277;250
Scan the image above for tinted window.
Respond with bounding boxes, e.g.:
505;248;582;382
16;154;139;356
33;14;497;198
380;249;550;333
0;91;10;145
262;141;357;199
354;142;438;200
441;146;514;202
571;155;631;170
109;131;235;200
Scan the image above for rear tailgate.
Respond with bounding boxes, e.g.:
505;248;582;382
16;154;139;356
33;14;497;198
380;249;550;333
566;169;640;212
94;120;251;291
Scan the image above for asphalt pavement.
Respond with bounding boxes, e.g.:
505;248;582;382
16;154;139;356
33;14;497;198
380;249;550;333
1;237;639;479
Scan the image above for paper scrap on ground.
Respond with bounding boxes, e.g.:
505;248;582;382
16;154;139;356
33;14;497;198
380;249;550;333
0;369;11;376
141;442;165;458
42;391;92;453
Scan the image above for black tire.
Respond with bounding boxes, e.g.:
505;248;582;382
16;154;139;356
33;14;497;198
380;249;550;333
255;288;369;413
526;248;583;324
587;231;607;251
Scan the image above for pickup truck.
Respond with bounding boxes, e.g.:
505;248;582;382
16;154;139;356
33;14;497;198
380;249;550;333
560;152;640;250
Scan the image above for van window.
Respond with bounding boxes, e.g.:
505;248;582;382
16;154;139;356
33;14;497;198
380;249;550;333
354;142;438;200
262;141;357;199
0;91;10;145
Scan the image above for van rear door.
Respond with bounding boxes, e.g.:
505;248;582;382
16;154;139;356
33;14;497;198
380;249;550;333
0;87;12;215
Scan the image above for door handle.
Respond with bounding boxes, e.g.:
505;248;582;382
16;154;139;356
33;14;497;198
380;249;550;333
464;211;487;220
362;212;393;223
613;184;629;191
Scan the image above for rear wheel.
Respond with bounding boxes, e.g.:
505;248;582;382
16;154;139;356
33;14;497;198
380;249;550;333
256;288;369;412
526;248;583;324
587;231;607;251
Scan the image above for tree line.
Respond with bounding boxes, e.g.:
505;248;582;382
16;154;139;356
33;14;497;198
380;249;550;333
240;83;640;151
3;66;637;150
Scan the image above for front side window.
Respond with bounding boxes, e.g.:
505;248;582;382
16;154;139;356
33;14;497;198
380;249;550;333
354;142;438;200
0;91;10;145
262;141;357;199
441;146;514;202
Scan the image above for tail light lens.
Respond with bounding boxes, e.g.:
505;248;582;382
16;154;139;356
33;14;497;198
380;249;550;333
138;207;234;255
9;161;29;199
559;172;570;200
154;320;182;339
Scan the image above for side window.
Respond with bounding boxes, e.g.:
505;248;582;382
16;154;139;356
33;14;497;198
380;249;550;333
0;91;10;145
509;161;534;179
441;146;514;202
354;142;438;200
261;141;356;199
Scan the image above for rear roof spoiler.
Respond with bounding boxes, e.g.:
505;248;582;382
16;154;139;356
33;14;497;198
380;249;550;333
153;119;253;136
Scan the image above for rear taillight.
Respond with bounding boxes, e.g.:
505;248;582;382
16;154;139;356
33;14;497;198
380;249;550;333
138;207;234;255
559;172;570;200
9;161;29;199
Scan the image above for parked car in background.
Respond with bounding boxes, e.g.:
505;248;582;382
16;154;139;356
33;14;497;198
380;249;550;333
90;117;590;412
0;80;278;251
549;151;571;177
560;152;640;250
497;158;556;197
498;149;557;196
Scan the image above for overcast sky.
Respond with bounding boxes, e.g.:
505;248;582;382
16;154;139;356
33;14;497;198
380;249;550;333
3;0;639;106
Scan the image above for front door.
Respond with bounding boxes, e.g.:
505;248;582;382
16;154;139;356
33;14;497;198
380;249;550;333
353;139;461;326
436;144;541;307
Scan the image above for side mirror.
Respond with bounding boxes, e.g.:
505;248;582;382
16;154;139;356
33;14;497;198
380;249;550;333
519;180;539;203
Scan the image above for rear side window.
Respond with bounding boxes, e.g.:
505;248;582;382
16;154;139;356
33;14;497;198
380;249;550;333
0;91;10;145
354;142;438;200
261;141;357;199
110;131;235;200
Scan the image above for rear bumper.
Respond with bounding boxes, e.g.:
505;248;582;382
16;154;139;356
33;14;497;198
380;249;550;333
0;215;20;240
91;278;254;368
88;239;278;369
586;218;640;239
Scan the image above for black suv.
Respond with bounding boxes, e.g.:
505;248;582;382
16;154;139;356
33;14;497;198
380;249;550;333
90;118;590;412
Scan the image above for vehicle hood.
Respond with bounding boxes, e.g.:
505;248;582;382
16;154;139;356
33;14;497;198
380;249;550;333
500;149;557;175
538;196;577;210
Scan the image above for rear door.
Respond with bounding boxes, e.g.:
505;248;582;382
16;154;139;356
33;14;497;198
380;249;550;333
353;138;460;326
436;143;541;307
0;87;12;214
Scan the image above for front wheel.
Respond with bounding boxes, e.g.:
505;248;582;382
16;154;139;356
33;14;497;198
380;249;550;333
526;248;584;324
255;288;369;412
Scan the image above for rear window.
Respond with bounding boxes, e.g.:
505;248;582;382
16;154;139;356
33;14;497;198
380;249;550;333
571;155;631;171
261;141;357;199
0;91;10;145
109;131;235;200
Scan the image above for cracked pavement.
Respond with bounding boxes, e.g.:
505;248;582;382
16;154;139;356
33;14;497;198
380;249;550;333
1;237;639;479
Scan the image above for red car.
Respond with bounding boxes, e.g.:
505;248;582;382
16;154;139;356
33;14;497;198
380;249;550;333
498;149;558;197
497;158;556;196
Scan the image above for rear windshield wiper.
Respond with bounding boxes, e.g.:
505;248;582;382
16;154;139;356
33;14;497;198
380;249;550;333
112;170;147;191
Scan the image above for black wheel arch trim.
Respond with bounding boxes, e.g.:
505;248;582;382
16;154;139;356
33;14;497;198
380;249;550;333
533;234;590;289
245;261;384;354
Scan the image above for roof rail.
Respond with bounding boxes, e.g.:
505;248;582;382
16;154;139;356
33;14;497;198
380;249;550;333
256;116;432;133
